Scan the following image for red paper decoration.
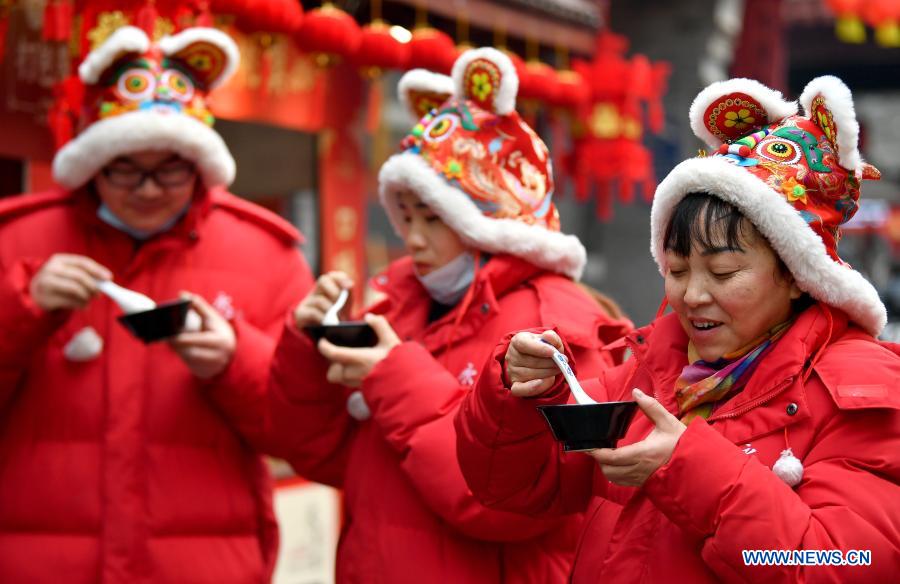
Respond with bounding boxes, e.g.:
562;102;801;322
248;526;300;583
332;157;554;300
563;31;670;221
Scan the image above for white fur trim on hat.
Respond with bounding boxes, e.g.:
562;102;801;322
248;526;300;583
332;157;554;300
52;111;235;189
689;78;798;148
158;27;241;89
650;156;886;335
79;26;151;84
799;76;862;174
397;69;454;122
379;151;586;280
451;47;518;116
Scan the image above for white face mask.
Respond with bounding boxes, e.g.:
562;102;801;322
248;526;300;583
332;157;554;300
415;251;476;306
97;202;187;241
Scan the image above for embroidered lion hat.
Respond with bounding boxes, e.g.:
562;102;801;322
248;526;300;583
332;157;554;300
52;26;239;190
651;76;885;335
378;48;586;280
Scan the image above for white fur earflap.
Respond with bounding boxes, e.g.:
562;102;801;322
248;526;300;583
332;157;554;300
451;47;518;115
52;111;235;189
379;152;586;280
397;69;454;122
799;76;862;174
159;27;241;89
690;78;798;148
650;157;886;335
79;26;151;84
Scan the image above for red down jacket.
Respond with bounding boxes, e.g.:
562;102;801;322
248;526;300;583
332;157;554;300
456;303;900;583
268;254;631;583
0;187;313;583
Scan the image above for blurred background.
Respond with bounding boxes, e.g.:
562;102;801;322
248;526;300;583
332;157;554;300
1;1;898;580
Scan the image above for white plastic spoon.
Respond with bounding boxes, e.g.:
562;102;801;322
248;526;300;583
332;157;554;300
97;280;156;313
546;344;598;405
97;280;202;331
322;288;349;326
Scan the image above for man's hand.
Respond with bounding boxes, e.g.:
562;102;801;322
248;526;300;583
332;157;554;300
294;271;354;329
29;254;112;311
169;293;236;379
318;314;401;388
588;388;686;488
505;330;564;397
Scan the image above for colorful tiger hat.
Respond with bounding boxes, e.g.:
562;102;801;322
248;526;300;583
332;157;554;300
651;76;885;334
378;48;586;280
52;26;239;190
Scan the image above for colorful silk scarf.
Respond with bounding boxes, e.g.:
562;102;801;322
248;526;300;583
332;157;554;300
676;320;793;423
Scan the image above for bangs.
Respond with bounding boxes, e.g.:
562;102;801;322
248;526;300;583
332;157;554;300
663;193;752;257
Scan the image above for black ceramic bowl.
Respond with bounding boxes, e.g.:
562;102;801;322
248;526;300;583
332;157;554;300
117;298;191;343
537;401;639;451
305;322;377;348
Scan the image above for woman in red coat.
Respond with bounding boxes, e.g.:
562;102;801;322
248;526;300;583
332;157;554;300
456;76;900;582
0;27;312;582
267;49;630;583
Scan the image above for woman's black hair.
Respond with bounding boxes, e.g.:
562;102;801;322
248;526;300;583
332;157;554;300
663;192;751;257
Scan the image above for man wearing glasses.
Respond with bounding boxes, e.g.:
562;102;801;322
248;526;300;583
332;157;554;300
0;26;312;583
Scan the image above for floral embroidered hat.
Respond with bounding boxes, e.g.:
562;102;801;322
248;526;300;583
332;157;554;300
651;76;886;335
378;48;586;280
52;26;239;190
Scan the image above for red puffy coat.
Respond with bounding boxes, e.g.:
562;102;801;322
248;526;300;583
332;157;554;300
457;303;900;582
268;254;631;583
0;188;313;583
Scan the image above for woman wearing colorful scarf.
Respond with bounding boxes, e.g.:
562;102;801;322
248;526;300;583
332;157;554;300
267;49;630;583
455;76;900;582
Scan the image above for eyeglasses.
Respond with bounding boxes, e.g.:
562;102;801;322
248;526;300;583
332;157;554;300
101;160;197;189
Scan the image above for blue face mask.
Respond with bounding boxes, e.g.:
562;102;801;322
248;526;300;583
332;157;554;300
415;252;476;306
97;202;188;241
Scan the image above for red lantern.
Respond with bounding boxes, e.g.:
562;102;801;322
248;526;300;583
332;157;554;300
563;31;669;220
296;3;361;66
825;0;866;43
407;27;457;74
861;0;900;47
519;60;561;104
211;0;303;34
553;69;590;111
354;20;410;73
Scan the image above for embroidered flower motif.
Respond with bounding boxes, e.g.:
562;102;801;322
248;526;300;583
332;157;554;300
443;158;463;180
470;72;493;102
724;108;755;130
781;177;807;205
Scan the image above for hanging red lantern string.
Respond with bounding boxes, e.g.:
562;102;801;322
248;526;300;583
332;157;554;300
296;3;361;67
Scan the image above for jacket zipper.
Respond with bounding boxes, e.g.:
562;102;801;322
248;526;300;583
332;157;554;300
707;376;795;422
